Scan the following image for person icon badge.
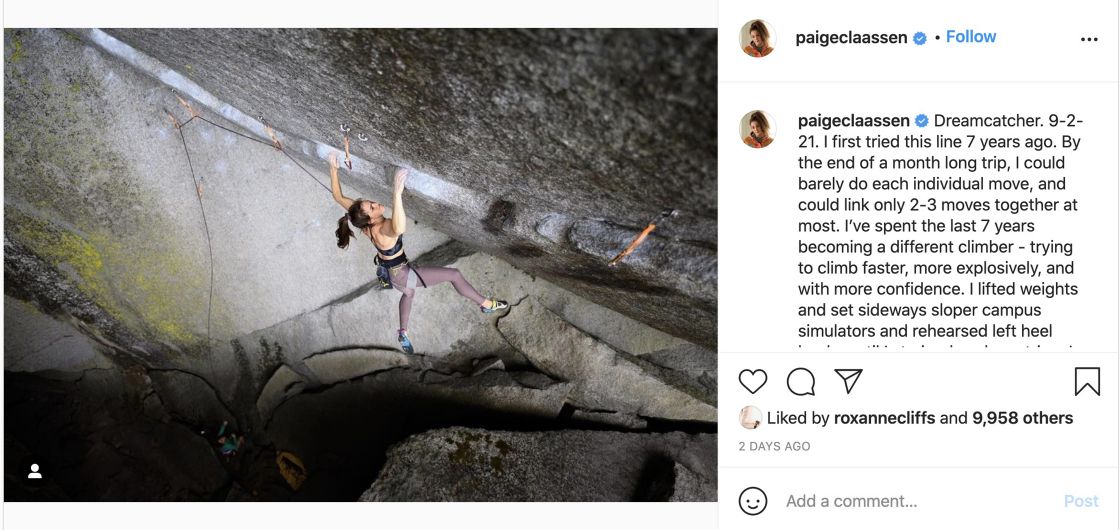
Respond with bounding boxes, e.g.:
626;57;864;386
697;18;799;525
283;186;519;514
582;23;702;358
27;463;42;479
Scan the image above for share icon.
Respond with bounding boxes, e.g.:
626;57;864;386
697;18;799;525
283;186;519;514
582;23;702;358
834;369;863;395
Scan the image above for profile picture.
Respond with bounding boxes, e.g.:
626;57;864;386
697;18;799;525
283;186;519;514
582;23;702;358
741;20;774;58
740;405;763;429
741;110;774;149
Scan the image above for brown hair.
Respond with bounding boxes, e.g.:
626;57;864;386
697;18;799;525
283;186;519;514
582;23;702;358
750;21;770;48
336;200;373;249
750;111;770;139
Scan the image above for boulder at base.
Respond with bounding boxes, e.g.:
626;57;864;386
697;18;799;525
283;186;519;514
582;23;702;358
360;427;715;501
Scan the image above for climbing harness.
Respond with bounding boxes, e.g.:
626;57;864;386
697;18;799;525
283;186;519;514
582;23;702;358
374;258;392;289
375;252;428;290
371;233;427;290
607;209;679;267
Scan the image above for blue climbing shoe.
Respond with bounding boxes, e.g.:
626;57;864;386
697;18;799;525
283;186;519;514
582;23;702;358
398;329;414;354
481;298;510;314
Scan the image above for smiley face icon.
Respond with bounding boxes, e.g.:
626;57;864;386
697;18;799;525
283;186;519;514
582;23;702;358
739;486;768;515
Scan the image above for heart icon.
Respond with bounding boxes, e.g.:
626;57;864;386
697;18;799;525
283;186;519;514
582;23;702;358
739;369;767;394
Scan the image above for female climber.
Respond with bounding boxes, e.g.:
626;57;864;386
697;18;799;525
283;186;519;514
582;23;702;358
328;153;509;354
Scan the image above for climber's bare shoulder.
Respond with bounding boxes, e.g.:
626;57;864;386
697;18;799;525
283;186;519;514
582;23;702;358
369;226;400;251
378;219;402;238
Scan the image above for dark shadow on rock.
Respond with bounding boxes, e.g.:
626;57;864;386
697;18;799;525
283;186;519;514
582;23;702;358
631;454;677;501
266;368;572;500
5;369;228;501
483;199;517;235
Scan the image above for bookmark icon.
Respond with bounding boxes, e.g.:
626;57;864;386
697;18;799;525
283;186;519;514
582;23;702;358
1074;367;1100;397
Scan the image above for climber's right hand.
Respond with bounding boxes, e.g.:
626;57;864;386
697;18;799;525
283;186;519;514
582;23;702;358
392;167;409;196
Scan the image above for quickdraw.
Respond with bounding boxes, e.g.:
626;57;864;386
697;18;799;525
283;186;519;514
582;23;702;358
340;123;353;170
607;209;679;267
165;92;342;378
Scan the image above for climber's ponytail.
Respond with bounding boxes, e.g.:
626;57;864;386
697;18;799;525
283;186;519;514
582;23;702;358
336;200;373;250
336;214;354;249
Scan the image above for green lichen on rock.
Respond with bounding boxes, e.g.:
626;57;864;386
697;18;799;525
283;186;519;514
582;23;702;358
7;29;24;64
6;210;112;308
446;433;479;466
444;432;511;475
94;231;209;346
3;29;218;350
5;208;209;347
3;30;137;231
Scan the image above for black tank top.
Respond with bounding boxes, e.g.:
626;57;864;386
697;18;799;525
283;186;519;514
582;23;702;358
375;235;403;256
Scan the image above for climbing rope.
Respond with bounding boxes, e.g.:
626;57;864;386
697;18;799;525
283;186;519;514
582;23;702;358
165;90;680;378
166;91;337;375
168;110;216;377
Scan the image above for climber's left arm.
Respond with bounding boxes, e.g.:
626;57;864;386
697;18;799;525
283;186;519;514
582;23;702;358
384;167;409;236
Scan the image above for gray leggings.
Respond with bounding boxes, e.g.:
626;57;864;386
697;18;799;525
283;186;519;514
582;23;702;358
389;265;486;330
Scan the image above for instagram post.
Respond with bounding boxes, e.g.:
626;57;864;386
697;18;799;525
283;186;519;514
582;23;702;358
4;0;1120;529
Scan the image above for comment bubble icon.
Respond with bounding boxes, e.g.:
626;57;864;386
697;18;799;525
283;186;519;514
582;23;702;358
787;368;816;396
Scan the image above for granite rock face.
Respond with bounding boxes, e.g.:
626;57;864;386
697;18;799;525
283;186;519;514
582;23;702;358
360;427;716;502
498;299;716;422
102;28;718;347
